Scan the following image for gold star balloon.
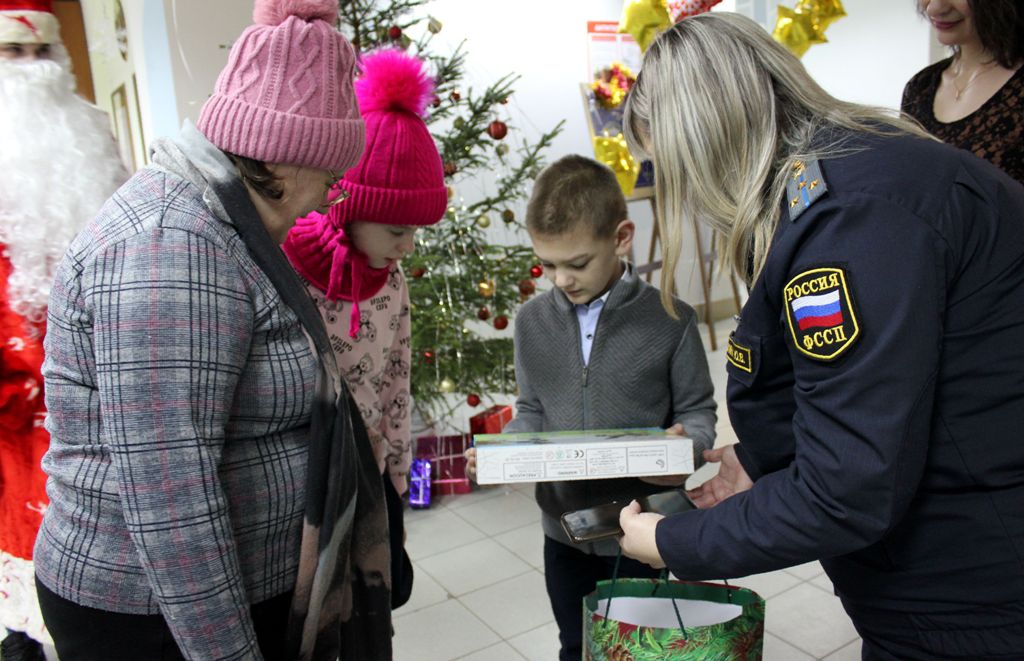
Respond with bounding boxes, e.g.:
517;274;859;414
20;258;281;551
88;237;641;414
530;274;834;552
772;5;825;58
773;0;846;58
618;0;672;52
797;0;846;32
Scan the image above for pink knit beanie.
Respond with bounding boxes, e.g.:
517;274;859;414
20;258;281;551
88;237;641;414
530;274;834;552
197;0;364;171
331;48;447;226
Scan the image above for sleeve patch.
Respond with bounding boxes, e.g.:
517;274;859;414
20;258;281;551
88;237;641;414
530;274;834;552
783;267;859;361
726;336;753;373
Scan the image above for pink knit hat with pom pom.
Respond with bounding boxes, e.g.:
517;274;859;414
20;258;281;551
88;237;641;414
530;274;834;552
197;0;364;171
331;48;447;226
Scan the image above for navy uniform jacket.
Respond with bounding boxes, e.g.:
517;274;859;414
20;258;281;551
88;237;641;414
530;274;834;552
655;130;1024;612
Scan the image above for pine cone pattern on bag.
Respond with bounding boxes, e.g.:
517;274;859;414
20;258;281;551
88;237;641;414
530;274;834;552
584;579;765;661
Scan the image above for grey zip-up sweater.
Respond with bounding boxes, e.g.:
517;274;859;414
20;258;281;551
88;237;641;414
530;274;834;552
505;265;716;551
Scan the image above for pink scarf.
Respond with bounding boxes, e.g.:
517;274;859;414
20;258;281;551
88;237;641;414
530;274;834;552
282;207;390;338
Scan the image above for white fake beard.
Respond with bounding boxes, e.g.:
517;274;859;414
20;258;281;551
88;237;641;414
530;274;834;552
0;45;127;323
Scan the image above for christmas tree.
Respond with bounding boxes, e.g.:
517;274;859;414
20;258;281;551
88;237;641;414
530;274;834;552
338;0;564;426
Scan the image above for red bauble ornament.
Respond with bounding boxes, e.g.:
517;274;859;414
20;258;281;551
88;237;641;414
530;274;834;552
477;306;491;321
388;25;402;40
450;89;461;102
501;209;515;224
432;95;441;108
443;161;458;176
518;279;536;296
410;266;426;278
494;315;509;330
487;120;508;140
530;264;543;278
467;393;481;407
423;350;435;364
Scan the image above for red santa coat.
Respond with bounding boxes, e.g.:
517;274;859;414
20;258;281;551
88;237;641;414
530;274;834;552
0;247;48;564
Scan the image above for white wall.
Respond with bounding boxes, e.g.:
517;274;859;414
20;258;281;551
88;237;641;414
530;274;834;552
801;0;933;109
158;0;252;125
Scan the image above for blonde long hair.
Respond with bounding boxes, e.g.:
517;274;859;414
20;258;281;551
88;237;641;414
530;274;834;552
623;12;930;310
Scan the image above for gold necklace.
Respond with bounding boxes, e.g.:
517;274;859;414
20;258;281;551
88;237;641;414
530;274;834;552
952;58;997;101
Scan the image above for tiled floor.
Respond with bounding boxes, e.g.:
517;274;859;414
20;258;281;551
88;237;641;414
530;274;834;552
395;320;863;660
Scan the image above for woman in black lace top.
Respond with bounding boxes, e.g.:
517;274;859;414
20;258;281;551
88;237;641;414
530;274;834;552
902;0;1024;185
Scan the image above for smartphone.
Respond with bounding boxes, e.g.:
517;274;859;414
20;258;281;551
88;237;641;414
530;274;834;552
559;490;695;545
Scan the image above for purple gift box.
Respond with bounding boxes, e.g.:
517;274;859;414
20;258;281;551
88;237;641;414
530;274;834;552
409;458;431;509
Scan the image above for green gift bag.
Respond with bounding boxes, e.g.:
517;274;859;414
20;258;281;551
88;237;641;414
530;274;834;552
583;574;765;661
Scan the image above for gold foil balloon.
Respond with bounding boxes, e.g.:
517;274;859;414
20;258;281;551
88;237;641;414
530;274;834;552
478;279;495;298
772;5;824;58
592;133;641;197
797;0;846;31
439;378;456;393
773;0;845;58
618;0;672;52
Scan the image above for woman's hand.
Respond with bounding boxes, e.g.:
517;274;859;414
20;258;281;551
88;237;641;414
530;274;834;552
685;444;753;509
640;423;689;486
618;500;667;568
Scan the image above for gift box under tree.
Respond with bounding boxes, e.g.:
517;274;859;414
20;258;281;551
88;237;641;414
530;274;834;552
414;434;472;498
469;404;513;435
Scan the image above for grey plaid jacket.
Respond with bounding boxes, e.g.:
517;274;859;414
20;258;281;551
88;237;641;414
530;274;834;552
36;129;317;660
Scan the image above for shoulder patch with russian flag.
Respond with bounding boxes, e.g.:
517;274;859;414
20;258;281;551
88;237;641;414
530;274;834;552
783;267;859;361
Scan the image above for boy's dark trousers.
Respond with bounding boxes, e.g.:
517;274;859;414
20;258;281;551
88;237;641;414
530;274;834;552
544;536;661;661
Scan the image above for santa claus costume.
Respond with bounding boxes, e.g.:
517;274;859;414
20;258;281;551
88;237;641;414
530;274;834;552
0;0;127;652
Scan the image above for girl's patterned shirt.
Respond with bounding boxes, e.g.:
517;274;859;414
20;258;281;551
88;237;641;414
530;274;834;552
306;264;412;494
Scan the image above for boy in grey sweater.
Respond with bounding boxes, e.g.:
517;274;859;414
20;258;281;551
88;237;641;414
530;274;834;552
467;155;717;660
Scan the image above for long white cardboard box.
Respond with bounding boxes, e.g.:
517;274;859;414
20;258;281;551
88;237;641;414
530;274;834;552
473;428;694;484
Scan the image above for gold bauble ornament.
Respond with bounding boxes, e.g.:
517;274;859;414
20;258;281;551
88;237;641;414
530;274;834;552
476;214;491;228
478;279;495;298
446;186;455;200
427;16;443;34
439;378;456;393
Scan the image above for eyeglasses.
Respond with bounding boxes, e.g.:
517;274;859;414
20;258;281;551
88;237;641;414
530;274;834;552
325;173;349;208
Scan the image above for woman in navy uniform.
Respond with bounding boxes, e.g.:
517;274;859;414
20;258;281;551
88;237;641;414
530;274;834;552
617;12;1024;659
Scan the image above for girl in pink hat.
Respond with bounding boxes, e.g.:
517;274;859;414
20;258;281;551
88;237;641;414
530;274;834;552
283;48;448;608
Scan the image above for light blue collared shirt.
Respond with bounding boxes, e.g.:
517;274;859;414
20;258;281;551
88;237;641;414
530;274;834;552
575;263;633;366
